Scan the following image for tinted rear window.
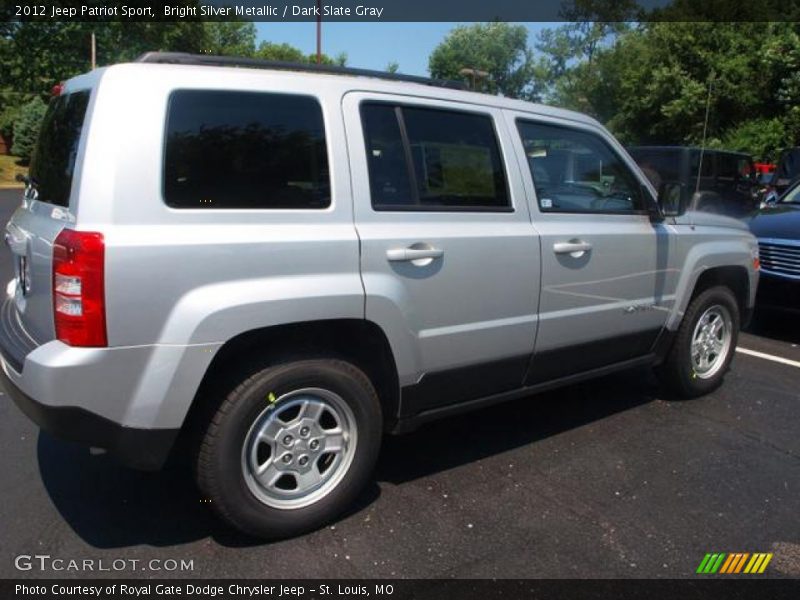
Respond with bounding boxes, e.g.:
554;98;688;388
29;91;91;208
163;90;330;209
360;102;509;211
628;149;681;184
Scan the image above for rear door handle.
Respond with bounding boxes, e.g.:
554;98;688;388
553;240;592;256
386;246;444;264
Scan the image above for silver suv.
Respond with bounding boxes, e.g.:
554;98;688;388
1;53;759;539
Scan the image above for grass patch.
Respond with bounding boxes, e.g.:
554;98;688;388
0;155;28;187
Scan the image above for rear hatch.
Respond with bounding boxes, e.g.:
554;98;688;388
4;89;91;348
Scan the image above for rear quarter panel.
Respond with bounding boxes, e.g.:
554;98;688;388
77;65;364;350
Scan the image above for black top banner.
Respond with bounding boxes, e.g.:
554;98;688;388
4;0;800;22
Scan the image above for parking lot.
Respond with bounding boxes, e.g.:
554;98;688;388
0;187;798;580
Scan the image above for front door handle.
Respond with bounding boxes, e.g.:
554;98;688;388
553;240;592;257
386;245;444;266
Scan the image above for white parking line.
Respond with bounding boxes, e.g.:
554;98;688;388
736;347;800;369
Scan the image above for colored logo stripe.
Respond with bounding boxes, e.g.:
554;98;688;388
744;553;773;574
697;552;773;574
719;553;750;573
697;553;726;573
719;554;737;573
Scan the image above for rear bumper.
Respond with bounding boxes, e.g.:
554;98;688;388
0;297;217;470
1;363;178;469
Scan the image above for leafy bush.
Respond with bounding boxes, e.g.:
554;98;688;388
11;96;47;164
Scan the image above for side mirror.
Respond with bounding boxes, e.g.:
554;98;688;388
658;182;686;217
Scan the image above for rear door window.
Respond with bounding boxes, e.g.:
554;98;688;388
360;102;510;211
29;90;91;208
164;90;330;209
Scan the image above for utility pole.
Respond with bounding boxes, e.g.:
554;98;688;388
316;0;322;64
91;32;96;70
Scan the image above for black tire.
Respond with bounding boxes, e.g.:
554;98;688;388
196;359;382;539
657;285;740;398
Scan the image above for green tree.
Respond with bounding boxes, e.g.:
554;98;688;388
255;41;306;62
0;18;259;151
428;23;541;100
203;22;257;56
386;61;399;74
714;118;787;163
538;20;800;158
11;96;47;163
255;41;347;66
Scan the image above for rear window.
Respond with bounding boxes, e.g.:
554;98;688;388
29;90;91;208
628;149;681;185
163;90;330;209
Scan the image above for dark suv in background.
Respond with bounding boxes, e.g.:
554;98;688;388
628;146;760;218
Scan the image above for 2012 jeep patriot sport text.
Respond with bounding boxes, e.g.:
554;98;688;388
0;53;759;539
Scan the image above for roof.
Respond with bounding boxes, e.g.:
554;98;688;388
119;52;600;130
629;145;752;158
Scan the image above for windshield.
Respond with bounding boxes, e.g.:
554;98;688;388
28;90;91;207
780;183;800;204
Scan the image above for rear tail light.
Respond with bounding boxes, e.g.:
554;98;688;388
52;229;107;347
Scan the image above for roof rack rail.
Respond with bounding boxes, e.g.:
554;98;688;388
135;52;467;90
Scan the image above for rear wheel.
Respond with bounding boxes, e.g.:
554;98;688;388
196;359;382;539
658;286;739;398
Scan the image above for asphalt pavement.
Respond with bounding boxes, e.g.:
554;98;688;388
0;188;798;579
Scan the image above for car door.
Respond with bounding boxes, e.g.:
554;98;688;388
343;93;541;418
505;111;676;384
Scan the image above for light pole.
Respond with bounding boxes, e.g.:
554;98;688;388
458;68;489;91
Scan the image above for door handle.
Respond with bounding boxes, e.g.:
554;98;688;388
386;245;444;264
553;240;592;256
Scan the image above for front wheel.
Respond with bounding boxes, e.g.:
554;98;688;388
195;359;382;539
657;286;740;398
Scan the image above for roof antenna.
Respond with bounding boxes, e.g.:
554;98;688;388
693;71;715;226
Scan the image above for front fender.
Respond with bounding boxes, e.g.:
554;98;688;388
666;233;758;331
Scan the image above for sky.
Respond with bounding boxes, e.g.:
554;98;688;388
255;23;555;77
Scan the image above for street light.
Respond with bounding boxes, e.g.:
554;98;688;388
459;68;490;91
